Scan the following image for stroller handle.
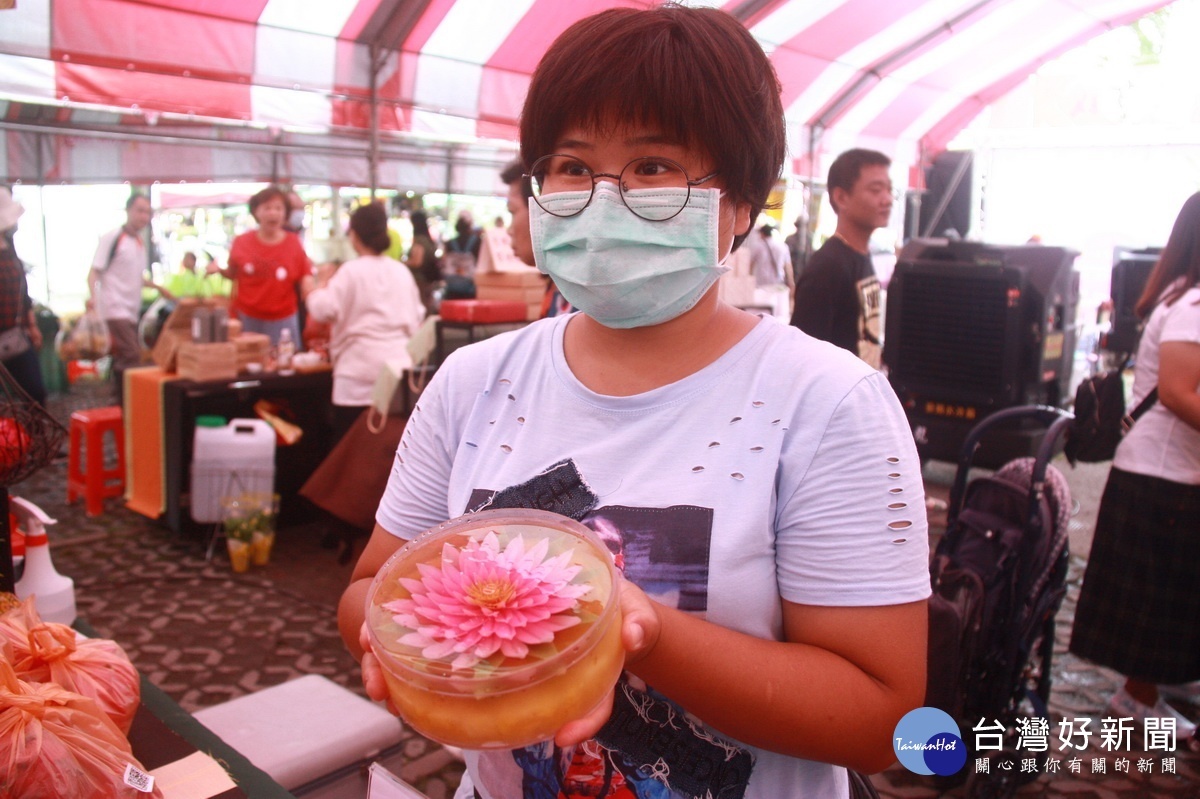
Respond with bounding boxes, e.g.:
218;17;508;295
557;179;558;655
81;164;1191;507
946;404;1075;534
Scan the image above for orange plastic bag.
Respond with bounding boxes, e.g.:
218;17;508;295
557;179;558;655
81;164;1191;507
0;659;163;798
1;598;140;734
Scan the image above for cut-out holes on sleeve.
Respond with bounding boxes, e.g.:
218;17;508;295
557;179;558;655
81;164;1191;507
889;487;904;494
500;444;512;453
752;401;765;408
888;502;907;510
890;516;913;545
888;472;901;479
692;466;705;473
730;416;742;424
886;456;900;464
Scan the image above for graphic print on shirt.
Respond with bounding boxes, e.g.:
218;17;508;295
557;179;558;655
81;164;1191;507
465;459;755;799
856;273;882;369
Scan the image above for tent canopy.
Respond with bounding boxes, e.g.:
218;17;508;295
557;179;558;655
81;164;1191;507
0;0;1171;192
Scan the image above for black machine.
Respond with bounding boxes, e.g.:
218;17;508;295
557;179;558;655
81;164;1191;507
1102;246;1159;357
883;239;1079;466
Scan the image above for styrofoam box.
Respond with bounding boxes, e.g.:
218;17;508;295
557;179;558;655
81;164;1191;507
193;675;404;790
189;418;276;523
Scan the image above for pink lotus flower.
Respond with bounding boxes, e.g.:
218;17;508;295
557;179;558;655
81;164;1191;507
384;531;591;671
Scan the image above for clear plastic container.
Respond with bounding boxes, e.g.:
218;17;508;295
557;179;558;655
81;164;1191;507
365;508;623;749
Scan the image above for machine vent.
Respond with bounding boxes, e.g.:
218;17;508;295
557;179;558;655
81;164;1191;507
891;272;1012;398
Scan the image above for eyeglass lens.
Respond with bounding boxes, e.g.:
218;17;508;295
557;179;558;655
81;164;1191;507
529;155;693;221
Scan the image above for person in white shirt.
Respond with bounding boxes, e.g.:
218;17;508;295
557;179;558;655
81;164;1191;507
1071;190;1200;738
339;7;929;798
304;202;424;442
87;193;172;403
746;222;794;320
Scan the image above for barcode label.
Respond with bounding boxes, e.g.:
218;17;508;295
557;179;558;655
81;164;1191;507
124;763;156;793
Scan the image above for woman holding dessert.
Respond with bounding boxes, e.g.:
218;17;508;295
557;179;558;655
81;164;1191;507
339;6;929;797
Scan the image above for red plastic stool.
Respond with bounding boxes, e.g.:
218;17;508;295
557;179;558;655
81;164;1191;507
67;406;126;517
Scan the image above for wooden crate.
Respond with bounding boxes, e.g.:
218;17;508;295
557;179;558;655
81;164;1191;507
177;342;238;382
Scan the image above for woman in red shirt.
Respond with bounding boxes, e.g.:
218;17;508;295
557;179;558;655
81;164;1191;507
216;186;312;346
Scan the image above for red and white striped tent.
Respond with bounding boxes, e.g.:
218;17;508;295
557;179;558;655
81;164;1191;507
0;0;1172;193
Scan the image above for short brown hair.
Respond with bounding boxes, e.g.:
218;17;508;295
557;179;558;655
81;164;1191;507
827;149;891;214
249;185;287;216
519;4;785;245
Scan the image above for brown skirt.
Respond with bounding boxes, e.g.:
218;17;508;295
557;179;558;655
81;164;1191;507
1070;467;1200;684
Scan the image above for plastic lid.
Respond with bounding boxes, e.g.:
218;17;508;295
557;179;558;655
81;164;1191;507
366;509;619;692
195;415;227;428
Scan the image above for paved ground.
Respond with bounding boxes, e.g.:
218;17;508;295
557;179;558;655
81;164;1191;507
11;383;1198;798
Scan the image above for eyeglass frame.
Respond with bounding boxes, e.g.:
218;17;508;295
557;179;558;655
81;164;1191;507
524;154;720;221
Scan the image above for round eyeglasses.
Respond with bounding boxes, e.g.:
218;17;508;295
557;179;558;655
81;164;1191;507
525;154;719;221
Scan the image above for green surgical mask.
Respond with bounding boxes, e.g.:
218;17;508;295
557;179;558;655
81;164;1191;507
530;184;728;329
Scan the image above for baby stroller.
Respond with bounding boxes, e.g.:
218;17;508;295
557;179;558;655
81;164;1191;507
926;405;1074;799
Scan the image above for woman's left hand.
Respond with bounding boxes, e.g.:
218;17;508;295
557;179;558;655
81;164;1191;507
358;623;398;714
553;577;660;747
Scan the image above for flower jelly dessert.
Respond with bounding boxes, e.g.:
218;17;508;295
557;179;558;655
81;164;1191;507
365;509;623;749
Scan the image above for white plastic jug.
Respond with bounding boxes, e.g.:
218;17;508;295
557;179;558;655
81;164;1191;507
191;418;277;524
13;496;76;625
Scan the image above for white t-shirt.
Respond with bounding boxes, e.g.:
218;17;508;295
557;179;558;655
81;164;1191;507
304;254;425;406
1114;284;1200;484
91;228;149;323
376;314;931;799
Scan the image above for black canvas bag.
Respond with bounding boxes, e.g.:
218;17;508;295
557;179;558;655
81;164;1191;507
1064;367;1157;465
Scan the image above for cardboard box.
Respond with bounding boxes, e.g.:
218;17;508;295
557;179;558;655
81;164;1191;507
476;226;530;273
475;284;546;305
233;332;271;372
177;342;238;382
474;269;546;288
151;328;187;372
152;297;232;371
474;269;547;320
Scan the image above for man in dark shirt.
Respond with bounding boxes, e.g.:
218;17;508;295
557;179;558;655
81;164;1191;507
790;148;893;368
